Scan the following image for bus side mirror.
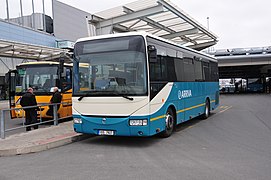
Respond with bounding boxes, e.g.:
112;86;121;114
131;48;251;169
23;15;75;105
148;45;157;63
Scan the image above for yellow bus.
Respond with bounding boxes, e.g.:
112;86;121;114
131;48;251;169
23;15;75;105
7;61;72;119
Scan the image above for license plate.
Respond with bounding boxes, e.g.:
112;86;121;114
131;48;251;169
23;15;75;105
98;130;115;136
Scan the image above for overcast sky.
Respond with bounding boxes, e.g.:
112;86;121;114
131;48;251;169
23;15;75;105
57;0;271;49
1;0;271;49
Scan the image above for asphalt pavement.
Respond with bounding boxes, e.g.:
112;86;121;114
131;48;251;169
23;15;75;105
0;94;271;180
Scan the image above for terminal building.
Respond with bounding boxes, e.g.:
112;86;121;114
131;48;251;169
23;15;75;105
209;47;271;93
0;0;270;99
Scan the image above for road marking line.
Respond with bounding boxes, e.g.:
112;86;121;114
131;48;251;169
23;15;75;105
218;106;232;114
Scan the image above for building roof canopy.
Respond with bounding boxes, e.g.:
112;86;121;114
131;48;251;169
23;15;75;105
90;0;218;50
0;39;71;61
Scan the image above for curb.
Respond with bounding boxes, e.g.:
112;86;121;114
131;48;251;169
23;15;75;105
0;133;91;157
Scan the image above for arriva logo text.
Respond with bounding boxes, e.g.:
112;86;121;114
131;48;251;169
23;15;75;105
178;90;192;99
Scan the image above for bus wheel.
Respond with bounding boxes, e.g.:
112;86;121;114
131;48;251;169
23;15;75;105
202;99;210;119
159;108;175;138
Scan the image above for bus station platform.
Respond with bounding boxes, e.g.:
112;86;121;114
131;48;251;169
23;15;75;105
0;121;88;156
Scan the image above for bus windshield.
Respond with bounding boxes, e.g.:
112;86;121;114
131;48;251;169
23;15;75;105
73;35;147;96
16;66;58;95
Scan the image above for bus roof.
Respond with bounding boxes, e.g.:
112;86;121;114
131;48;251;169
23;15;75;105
76;32;217;62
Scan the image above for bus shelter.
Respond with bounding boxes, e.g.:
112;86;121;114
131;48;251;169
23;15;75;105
0;39;72;99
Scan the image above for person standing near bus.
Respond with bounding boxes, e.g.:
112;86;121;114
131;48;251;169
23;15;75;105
20;87;38;131
46;87;62;117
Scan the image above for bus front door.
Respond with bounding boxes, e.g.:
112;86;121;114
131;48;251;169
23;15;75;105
6;70;18;119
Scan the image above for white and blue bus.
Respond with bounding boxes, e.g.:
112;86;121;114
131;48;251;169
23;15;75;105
72;32;219;137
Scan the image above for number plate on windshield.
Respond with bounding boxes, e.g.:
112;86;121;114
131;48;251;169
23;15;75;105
98;130;115;136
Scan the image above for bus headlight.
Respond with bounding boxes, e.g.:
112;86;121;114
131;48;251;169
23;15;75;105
73;118;82;124
129;119;148;126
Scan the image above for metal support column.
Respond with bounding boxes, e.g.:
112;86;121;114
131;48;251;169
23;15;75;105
53;104;58;126
1;110;5;139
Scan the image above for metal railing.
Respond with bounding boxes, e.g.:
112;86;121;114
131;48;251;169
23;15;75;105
0;102;72;139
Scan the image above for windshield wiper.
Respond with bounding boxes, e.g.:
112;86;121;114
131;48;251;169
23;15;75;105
111;91;134;101
78;91;134;101
78;91;100;101
78;93;88;101
121;95;134;101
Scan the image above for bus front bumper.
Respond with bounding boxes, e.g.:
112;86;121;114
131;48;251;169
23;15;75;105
73;115;151;137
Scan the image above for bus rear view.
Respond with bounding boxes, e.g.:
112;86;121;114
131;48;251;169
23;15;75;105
73;32;219;137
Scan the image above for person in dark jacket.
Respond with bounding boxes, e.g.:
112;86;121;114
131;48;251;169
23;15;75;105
46;87;62;117
20;87;38;131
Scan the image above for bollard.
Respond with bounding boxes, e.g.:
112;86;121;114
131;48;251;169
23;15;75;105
1;109;5;139
39;106;42;122
53;104;58;126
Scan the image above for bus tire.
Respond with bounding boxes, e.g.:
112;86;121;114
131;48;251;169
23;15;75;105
159;108;175;138
202;99;210;119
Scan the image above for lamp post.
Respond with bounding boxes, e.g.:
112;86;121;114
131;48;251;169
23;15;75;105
6;0;9;22
42;0;46;32
32;0;35;29
207;17;210;30
20;0;24;26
